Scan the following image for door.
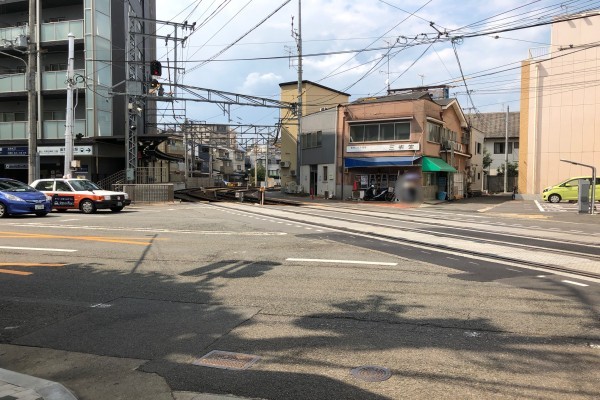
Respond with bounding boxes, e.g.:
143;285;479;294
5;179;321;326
309;165;318;196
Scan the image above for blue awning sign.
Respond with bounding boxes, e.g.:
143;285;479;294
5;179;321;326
344;156;421;168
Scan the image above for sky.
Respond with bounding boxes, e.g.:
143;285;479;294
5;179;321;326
151;0;597;128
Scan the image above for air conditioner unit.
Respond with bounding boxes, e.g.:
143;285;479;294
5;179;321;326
280;161;290;168
290;170;296;176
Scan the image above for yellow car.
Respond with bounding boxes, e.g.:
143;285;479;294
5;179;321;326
542;176;600;203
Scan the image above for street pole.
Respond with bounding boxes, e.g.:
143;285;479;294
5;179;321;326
296;0;302;185
504;105;509;193
63;33;75;178
27;0;37;183
560;159;596;215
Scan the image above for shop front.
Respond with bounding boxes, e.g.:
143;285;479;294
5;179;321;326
344;156;421;200
420;156;457;200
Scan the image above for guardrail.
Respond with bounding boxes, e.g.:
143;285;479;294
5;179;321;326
115;183;174;203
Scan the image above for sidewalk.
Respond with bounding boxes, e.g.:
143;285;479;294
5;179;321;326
0;368;76;400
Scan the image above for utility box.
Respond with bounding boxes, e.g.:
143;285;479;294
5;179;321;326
578;179;590;214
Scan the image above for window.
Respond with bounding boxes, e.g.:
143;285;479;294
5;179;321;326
494;142;505;154
476;142;482;154
302;131;323;149
45;17;66;23
43;111;66;120
44;64;67;72
237;165;242;171
428;123;442;143
323;166;328;182
349;121;410;143
423;172;434;186
513;141;519;149
0;112;26;122
55;181;72;191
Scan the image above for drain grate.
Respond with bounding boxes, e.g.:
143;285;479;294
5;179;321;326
350;365;391;382
193;350;261;370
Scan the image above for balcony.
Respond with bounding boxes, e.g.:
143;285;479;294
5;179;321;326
44;119;86;139
0;121;27;140
41;20;83;42
0;25;27;44
42;69;84;90
0;73;26;93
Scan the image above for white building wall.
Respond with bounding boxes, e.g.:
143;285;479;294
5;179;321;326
524;13;600;193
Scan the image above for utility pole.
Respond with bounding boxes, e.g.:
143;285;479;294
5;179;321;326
27;0;37;183
63;33;75;178
295;0;302;185
504;105;509;193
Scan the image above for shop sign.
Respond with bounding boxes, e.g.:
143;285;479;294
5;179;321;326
0;146;28;156
38;146;94;156
347;143;420;152
4;163;28;169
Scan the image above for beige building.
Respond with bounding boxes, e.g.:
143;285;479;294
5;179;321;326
520;12;600;195
279;81;350;189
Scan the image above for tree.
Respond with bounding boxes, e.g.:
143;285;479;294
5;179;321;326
482;148;493;171
248;165;265;185
497;162;518;177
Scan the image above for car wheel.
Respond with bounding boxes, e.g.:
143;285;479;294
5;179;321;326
548;194;561;203
0;202;7;218
110;206;124;212
35;212;48;217
80;199;97;214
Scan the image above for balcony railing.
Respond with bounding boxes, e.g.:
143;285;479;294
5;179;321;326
0;73;26;92
0;121;27;140
42;69;84;90
528;46;550;59
41;20;83;42
0;25;27;44
43;119;86;139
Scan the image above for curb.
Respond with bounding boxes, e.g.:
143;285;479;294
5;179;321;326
0;368;77;400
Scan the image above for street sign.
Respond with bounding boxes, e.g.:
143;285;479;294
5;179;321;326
0;146;28;156
4;163;28;169
38;146;94;156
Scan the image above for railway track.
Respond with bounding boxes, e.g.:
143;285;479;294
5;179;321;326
210;203;600;281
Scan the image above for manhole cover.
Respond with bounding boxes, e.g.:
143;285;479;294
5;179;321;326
193;350;261;370
350;365;391;382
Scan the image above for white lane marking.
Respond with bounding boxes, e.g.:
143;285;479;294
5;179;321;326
506;268;521;272
6;223;286;236
304;227;312;230
60;219;80;222
421;250;431;254
534;200;545;212
446;257;459;261
286;258;397;266
469;261;479;265
562;280;589;287
0;246;76;253
537;275;546;278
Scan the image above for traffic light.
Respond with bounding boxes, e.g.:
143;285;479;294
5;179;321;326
150;60;162;76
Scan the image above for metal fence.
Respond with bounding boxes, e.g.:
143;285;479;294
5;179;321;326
114;183;175;203
487;176;517;193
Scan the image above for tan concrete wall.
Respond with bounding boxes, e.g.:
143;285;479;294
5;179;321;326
279;82;349;188
523;14;600;194
519;60;530;193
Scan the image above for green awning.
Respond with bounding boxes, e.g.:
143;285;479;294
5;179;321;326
421;157;457;173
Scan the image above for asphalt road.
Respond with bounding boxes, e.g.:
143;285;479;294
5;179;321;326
0;198;599;399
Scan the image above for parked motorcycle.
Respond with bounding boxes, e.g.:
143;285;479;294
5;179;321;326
364;186;395;201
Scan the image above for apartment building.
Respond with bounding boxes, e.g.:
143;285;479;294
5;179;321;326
0;0;155;182
520;12;600;195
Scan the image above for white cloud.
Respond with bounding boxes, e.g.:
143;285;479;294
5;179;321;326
238;72;283;94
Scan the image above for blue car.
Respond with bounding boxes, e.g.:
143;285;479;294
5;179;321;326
0;178;52;218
